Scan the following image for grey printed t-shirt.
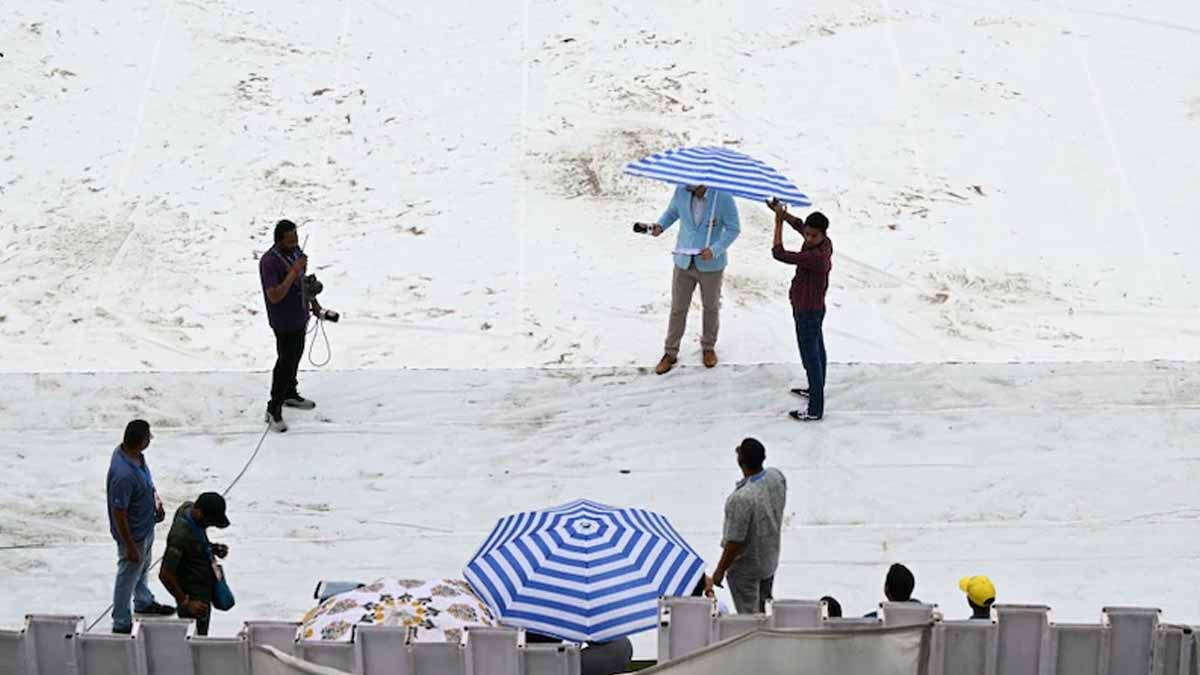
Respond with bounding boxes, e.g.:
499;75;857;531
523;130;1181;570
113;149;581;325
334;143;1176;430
721;467;787;579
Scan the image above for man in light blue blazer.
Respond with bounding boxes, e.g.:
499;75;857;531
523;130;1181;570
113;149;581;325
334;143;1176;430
648;184;741;374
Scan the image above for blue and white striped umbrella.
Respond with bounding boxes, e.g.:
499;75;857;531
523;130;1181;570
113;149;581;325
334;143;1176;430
625;145;811;207
464;499;705;642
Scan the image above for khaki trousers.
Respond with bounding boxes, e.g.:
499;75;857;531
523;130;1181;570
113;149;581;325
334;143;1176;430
664;261;723;357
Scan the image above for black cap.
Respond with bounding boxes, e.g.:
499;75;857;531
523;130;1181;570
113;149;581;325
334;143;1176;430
195;492;230;528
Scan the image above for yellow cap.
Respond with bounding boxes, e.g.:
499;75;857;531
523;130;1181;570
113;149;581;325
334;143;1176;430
959;576;996;607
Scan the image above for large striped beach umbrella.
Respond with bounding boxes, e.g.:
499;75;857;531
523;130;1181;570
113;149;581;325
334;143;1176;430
464;499;705;642
624;145;811;208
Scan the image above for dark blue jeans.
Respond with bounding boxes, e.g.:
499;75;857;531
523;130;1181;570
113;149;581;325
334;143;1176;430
793;309;827;417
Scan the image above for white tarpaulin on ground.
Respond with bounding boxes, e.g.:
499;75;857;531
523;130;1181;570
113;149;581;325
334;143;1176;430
641;625;931;675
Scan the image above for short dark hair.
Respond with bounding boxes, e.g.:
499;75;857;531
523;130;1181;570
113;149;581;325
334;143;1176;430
274;219;297;243
885;563;916;601
821;596;843;618
805;212;830;233
123;419;151;448
737;438;766;472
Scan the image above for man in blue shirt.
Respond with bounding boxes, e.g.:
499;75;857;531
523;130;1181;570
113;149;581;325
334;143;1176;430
647;185;741;374
107;420;174;633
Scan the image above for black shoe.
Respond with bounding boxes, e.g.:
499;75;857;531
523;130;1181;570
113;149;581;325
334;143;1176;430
265;409;288;432
284;395;316;410
789;410;822;422
112;625;132;635
790;388;810;398
135;602;176;616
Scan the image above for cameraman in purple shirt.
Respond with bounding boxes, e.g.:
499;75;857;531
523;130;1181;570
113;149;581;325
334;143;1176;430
259;219;315;432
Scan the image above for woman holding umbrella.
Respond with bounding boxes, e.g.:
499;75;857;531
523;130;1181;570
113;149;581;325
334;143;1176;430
768;199;833;422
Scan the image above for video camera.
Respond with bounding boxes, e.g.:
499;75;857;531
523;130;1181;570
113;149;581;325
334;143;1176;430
302;274;340;323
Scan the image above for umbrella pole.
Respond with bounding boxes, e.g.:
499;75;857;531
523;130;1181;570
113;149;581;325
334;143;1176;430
704;195;717;249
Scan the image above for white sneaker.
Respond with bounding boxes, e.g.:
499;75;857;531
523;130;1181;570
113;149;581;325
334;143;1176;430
265;410;288;433
788;410;822;422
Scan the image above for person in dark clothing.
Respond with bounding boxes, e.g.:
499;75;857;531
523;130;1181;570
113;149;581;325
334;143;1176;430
865;563;919;618
259;219;316;433
885;563;916;602
821;596;843;618
767;200;833;422
159;493;231;636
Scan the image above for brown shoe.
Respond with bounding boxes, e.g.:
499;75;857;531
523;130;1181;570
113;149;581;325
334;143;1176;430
703;350;718;368
654;354;677;375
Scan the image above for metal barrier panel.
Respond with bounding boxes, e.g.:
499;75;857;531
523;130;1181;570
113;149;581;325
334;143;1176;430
520;643;578;675
994;605;1050;675
883;603;937;628
1048;623;1109;675
823;617;884;630
657;597;714;662
243;622;303;675
75;633;142;675
713;614;768;643
1153;625;1188;675
190;636;251;675
1105;607;1160;675
768;600;822;630
353;625;412;675
934;620;996;675
463;627;520;675
25;615;83;675
295;641;356;673
134;619;194;675
0;629;29;675
411;642;464;675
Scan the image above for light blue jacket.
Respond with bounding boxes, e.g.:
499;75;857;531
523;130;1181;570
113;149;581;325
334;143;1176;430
656;186;741;272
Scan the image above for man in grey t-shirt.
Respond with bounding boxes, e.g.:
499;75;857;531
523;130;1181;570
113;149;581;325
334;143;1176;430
707;438;787;613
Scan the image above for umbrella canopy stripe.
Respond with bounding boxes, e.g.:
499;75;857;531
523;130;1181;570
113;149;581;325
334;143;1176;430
475;510;531;558
646;155;798;189
649;510;695;554
529;532;661;581
465;500;705;641
653;145;790;173
625;145;812;207
630;508;677;546
677;146;791;173
532;528;640;569
656;512;700;555
469;556;704;642
509;536;672;595
646;164;801;195
625;165;810;203
626;164;811;204
497;606;658;643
